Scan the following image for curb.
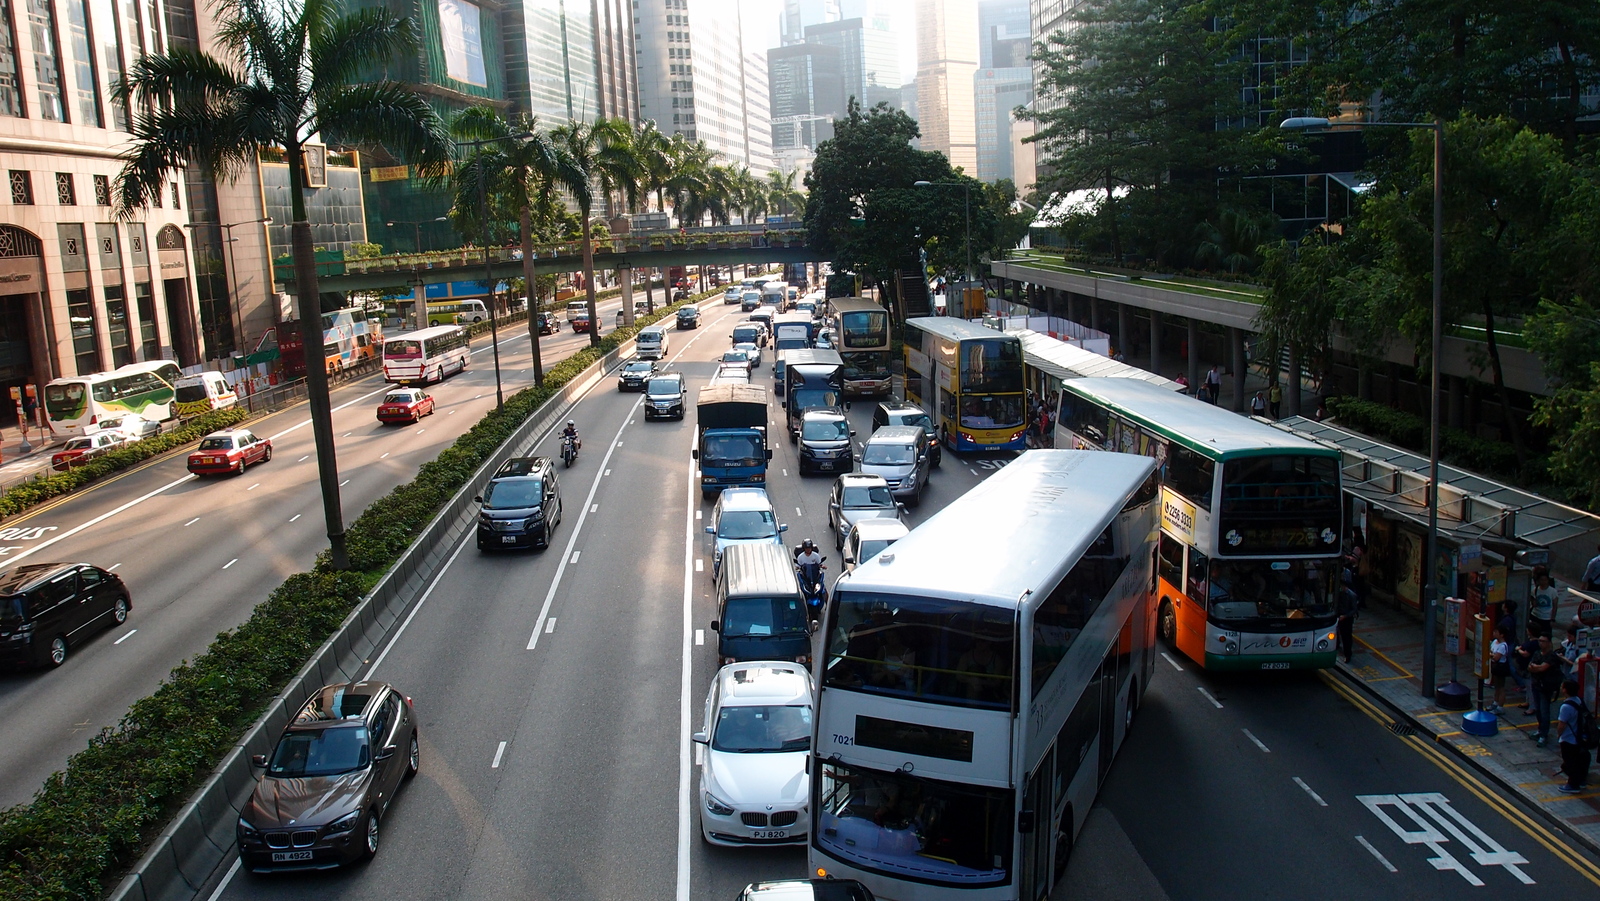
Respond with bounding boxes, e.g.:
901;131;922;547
1328;663;1600;860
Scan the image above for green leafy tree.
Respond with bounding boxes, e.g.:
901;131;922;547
116;0;450;569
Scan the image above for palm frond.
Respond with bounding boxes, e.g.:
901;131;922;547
118;47;243;107
313;81;452;170
310;6;418;95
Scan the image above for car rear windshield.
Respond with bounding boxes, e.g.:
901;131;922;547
802;418;849;441
198;437;234;451
718;509;777;539
482;478;542;510
862;442;915;466
722;594;809;639
383;392;413;404
842;485;894;507
268;726;370;777
174;385;209;403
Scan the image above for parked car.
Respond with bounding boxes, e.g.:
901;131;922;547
187;429;272;476
706;487;786;575
677;306;701;329
872;401;942;468
842;517;909;573
376;387;434;424
50;431;127;471
826;473;902;550
474;456;563;551
694;661;813;846
0;563;130;668
617;359;657;392
237;681;419;871
644;371;687;420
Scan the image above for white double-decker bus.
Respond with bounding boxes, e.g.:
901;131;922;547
811;450;1159;901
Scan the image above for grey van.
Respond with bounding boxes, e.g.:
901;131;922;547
636;326;668;360
709;543;809;666
474;457;563;550
858;425;931;506
0;563;131;668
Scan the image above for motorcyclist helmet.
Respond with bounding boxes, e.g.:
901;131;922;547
567;420;575;428
802;539;816;552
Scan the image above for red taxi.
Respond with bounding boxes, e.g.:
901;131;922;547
571;311;593;333
187;429;272;475
377;388;435;424
50;431;127;472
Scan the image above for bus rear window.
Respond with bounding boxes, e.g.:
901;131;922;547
825;592;1015;711
385;340;421;357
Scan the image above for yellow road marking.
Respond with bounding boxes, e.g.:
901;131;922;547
1352;636;1415;678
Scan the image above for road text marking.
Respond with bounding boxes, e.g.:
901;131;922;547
1358;792;1532;885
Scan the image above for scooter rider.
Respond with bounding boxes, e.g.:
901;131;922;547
794;539;823;568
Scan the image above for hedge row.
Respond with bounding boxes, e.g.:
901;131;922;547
0;288;715;901
1325;396;1522;479
0;407;251;521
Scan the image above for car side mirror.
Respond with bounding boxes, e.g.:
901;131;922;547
692;731;709;745
850;430;857;437
766;449;774;460
691;449;699;460
709;620;720;632
376;744;397;761
779;524;789;532
829;501;840;510
473;495;483;503
704;525;715;534
250;754;267;768
897;503;908;512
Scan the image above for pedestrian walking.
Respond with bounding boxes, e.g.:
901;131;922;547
1528;634;1564;747
1268;382;1282;419
1335;580;1357;663
1205;365;1222;405
1556;680;1592;793
1583;542;1600;591
1250;391;1267;417
1488;626;1512;713
1529;569;1559;640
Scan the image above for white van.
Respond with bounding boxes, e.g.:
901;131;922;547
172;371;238;417
636;326;668;360
566;300;589;321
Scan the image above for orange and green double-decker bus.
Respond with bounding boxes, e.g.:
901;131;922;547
1054;377;1345;671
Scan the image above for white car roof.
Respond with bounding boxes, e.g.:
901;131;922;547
714;662;812;707
718;487;773;512
851;518;909;541
836;472;888;488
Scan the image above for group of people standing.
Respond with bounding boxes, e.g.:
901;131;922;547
1027;393;1056;448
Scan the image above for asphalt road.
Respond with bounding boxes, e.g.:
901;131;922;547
0;288;665;810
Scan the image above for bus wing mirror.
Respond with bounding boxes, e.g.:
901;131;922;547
473;496;483;504
1017;809;1036;834
691;449;699;460
709;620;720;632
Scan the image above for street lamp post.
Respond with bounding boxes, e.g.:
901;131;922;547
184;216;273;359
455;133;537;411
1281;115;1445;701
914;180;973;312
385;217;449;253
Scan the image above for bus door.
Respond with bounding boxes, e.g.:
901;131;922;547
1021;750;1054;901
1097;650;1119;781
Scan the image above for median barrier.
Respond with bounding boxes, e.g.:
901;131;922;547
105;333;638;901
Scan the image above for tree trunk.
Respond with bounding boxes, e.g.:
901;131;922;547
286;140;347;570
1481;301;1526;464
1104;164;1122;264
622;268;635;327
582;216;600;347
521;200;544;387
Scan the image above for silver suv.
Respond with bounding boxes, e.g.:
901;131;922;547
826;473;903;549
872;401;942;468
857;425;931;507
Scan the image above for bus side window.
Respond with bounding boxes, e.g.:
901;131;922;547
1186;546;1208;607
1157;533;1183;590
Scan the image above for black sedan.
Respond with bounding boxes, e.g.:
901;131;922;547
617;359;657;391
677;307;700;329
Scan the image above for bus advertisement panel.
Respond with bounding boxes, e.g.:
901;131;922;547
904;317;1027;452
280;308;381;377
44;360;184;437
811;450;1158;901
829;298;893;397
1053;377;1344;671
382;325;470;384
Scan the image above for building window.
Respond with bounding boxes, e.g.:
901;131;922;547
26;0;66;122
169;180;180;208
9;169;31;204
0;0;24;117
151;181;161;207
64;0;100;126
93;0;127;129
55;171;73;204
67;287;101;372
93;173;109;205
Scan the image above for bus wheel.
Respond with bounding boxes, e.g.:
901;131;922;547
1053;807;1074;882
1158;600;1177;647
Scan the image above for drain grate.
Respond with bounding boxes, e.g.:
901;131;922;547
1388;721;1417;737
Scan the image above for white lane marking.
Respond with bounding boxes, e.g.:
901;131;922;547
491;741;507;768
298;455;309;462
676;447;694;901
289;514;301;522
1355;835;1398;873
223;558;238;570
3;474;196;568
340;479;350;487
1294;777;1328;807
365;535;471;678
617;441;623;447
590;504;599;513
380;452;389;459
695;558;703;572
107;563;121;570
417;428;425;434
526;402;642;651
695;510;702;520
695;629;704;646
247;483;260;491
184;517;199;527
782;468;788;476
969;468;978;475
267;385;390;442
475;394;483;399
1242;729;1270;753
545;618;557;634
795;507;803;517
1161;651;1184;671
204;858;241;901
570;551;581;564
114;628;137;645
343;432;352;438
604;468;612;476
1197;686;1224;708
449;409;456;414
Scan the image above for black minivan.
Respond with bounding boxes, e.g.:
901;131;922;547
0;563;131;668
474;457;563;551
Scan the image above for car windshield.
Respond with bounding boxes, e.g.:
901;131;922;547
862;442;915;466
717;509;778;539
824;591;1016;711
383;392;414;404
482;478;543;510
703;434;764;465
712;704;812;753
802;418;849;441
624;362;652;373
268;725;370;778
842;485;894;508
647;378;681;395
197;437;234;451
722;594;809;638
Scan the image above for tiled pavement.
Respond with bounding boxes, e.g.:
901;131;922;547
1339;599;1600;851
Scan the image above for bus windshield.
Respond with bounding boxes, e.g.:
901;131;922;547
959;394;1025;429
1217;454;1341;555
825;591;1015;711
816;760;1011;886
840;310;888;348
841;351;891;380
1203;558;1338;624
959;339;1023;394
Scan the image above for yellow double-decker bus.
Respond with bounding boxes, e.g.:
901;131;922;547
1054;377;1345;671
904;317;1028;452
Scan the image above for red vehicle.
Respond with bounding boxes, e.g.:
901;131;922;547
187;429;272;475
571;311;593;333
377;387;435;424
50;431;127;472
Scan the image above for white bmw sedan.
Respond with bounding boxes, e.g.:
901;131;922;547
694;661;813;847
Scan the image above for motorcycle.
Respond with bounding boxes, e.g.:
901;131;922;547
561;434;579;468
795;555;828;629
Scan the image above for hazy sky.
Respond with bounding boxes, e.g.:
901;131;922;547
741;0;920;83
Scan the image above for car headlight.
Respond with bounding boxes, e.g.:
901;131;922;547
705;791;736;816
326;810;362;834
237;817;259;838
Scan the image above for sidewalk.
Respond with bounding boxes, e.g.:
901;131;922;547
1341;599;1600;850
0;423;60;493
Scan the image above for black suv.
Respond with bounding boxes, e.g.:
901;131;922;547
644;371;687;420
475;457;563;551
0;563;130;668
676;306;700;329
872;401;942;468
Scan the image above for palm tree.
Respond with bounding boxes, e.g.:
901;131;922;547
550;118;634;346
766;168;805;218
450;107;575;387
591;122;645;325
116;0;450;570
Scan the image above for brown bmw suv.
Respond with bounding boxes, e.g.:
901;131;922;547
237;681;419;871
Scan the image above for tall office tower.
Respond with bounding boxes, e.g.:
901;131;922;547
782;0;840;45
769;43;844;152
804;16;900;111
592;0;641;123
916;0;981;173
507;0;599;123
975;67;1035;183
979;0;1031;68
744;49;775;176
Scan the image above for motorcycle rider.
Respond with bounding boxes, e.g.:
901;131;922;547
794;539;827;618
794;539;823;568
562;420;580;449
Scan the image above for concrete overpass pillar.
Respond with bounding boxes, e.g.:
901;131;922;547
621;268;635;326
1230;328;1247;413
1149;310;1162;377
1117;304;1130;359
1358;362;1371;401
1089;295;1100;331
1286;342;1303;416
1186;318;1200;393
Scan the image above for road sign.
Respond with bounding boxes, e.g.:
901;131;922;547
1578;598;1600;627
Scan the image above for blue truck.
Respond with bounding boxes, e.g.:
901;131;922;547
692;384;772;497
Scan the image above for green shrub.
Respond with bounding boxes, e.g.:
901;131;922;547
0;289;715;901
1325;396;1521;480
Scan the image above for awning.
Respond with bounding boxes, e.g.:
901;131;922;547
1010;329;1182;390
